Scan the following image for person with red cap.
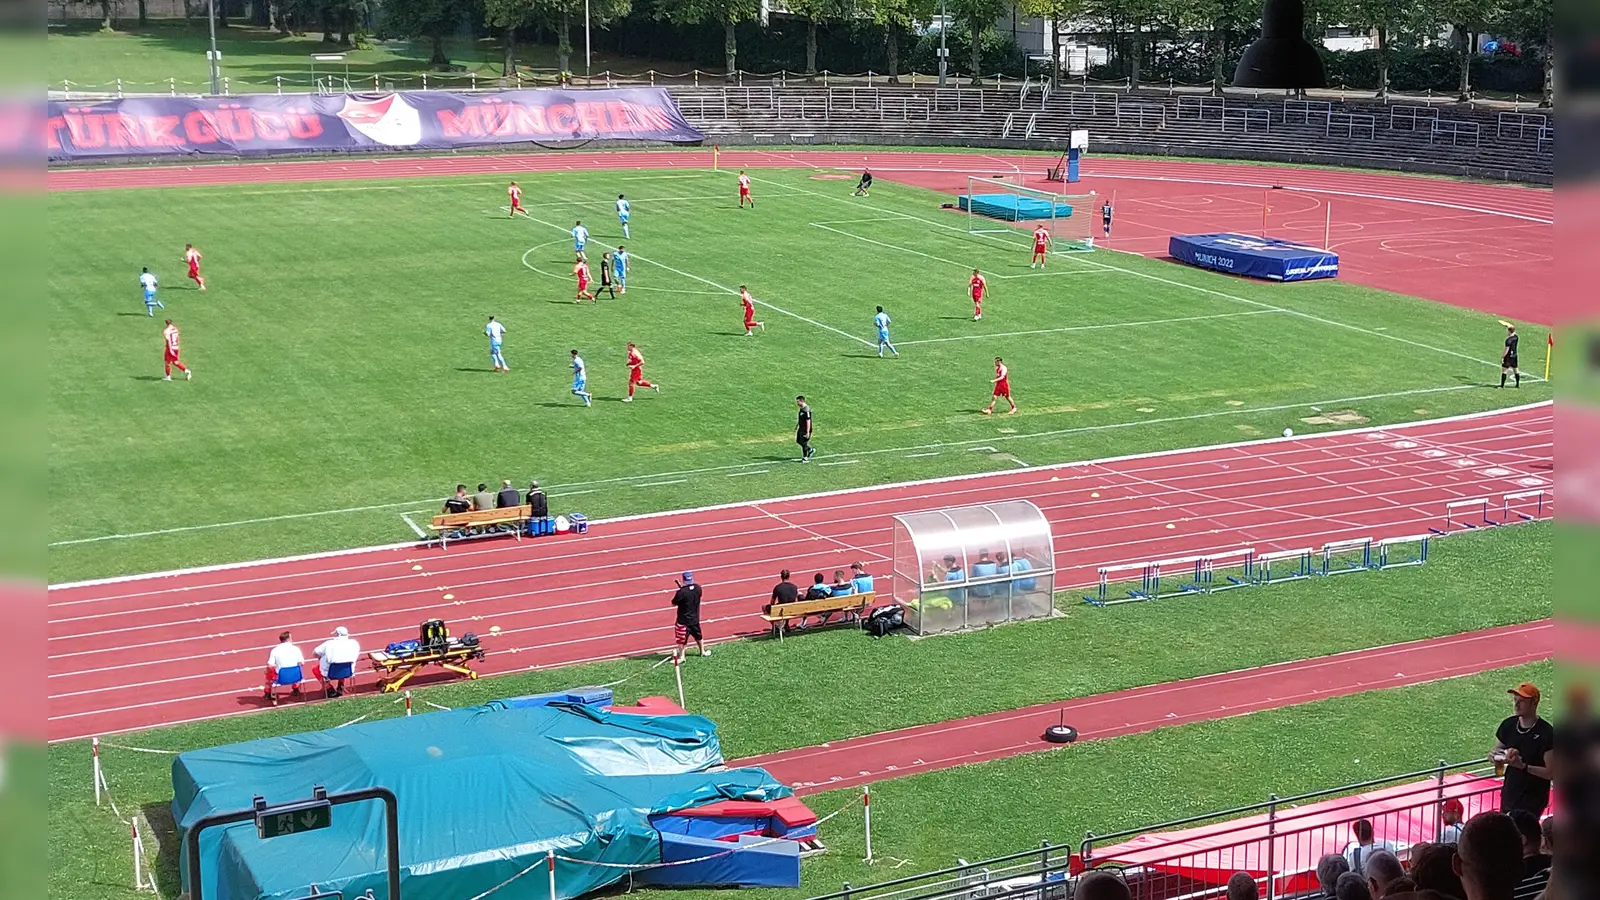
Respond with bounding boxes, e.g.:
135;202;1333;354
1491;681;1554;816
670;572;708;660
1440;798;1465;843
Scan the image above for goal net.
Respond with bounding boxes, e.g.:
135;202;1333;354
959;176;1097;251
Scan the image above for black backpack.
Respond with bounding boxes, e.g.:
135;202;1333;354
865;605;904;638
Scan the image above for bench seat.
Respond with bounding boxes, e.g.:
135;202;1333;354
760;591;876;640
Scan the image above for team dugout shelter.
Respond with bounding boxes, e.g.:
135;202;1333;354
890;500;1057;635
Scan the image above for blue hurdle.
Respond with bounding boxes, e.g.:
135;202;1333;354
1256;547;1314;584
1430;497;1493;535
1377;534;1431;569
1321;538;1373;575
1086;560;1155;606
1499;489;1549;523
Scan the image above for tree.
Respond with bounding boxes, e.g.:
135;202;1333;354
1083;0;1162;89
654;0;761;78
1343;0;1427;96
788;0;853;75
864;0;935;81
1181;0;1257;93
1493;0;1551;104
1427;0;1501;98
382;0;483;68
1017;0;1084;82
948;0;1007;81
483;0;535;73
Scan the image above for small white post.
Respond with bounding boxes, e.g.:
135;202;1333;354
547;850;558;900
276;75;282;94
1324;202;1332;250
373;74;380;91
404;690;413;716
92;737;103;806
673;655;686;709
471;72;478;91
422;73;428;90
131;818;143;889
863;786;874;863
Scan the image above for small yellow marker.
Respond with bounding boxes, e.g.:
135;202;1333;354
1091;492;1100;498
412;564;423;571
442;593;454;601
1050;476;1059;482
1166;523;1177;529
490;625;502;634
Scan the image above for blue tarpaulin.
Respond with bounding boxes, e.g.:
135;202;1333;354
958;193;1075;221
172;703;791;900
1168;233;1339;282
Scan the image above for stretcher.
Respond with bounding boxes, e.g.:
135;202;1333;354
368;618;486;692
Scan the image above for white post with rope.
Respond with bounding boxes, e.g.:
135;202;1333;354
863;785;874;863
93;737;103;806
131;818;143;889
405;690;413;717
547;850;558;900
674;655;686;710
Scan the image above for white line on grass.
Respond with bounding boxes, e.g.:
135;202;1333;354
520;212;875;348
399;514;428;539
763;175;1537;379
517;246;723;295
44;384;1511;551
727;470;770;477
635;479;688;488
894;310;1281;346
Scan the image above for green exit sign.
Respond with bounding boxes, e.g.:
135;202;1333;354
255;799;332;839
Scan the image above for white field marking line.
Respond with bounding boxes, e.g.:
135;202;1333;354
399;514;428;539
905;451;941;458
752;504;889;562
521;211;875;349
727;469;769;477
816;459;859;466
635;479;688;488
516;246;723;295
808;221;1100;279
46;392;1547;564
809;217;917;226
893;310;1280;347
51;429;1554;653
767;174;1544;379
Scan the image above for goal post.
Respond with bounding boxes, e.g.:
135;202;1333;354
960;176;1098;252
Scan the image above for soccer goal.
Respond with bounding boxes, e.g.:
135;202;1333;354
959;176;1098;251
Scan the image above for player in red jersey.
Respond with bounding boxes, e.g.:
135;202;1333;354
508;181;523;217
574;256;594;302
184;244;207;290
624;342;660;402
982;356;1015;415
737;170;755;208
969;269;988;321
1030;225;1051;269
739;285;764;336
161;319;191;381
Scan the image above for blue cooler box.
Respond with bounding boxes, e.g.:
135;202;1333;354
568;513;588;534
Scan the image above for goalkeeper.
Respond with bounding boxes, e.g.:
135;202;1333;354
853;168;873;197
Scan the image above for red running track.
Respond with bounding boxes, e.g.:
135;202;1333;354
736;620;1552;795
47;150;1556;324
47;402;1553;742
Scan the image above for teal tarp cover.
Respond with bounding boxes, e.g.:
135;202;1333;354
172;703;792;900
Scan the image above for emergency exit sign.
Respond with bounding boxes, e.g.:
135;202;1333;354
255;799;332;839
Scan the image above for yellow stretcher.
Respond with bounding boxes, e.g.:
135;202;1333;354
368;619;487;693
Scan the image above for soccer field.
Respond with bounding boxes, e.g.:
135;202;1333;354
47;167;1550;580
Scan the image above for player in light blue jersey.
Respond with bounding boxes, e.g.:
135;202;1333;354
485;316;508;372
616;194;631;239
873;306;898;358
570;349;592;406
572;221;589;261
613;246;628;294
139;267;163;316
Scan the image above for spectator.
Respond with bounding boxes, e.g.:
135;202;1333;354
849;561;873;594
1226;872;1260;900
443;485;471;514
1073;871;1130;900
994;550;1011;575
804;572;833;601
496;479;520;509
1364;851;1407;898
1346;820;1398;875
829;569;854;597
1452;812;1523;900
312;626;361;698
1441;798;1466;844
1337;872;1373;900
1408;842;1466;899
263;631;305;704
971;549;998;597
1538;815;1552;857
670;571;708;660
769;569;798;610
928;554;959;583
1317;854;1352;899
471;482;496;512
1508;810;1550;878
1492;682;1554;816
1010;552;1037;590
527;480;550;533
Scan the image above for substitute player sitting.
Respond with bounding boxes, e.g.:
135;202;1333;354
853;169;873;197
624;342;660;402
982;356;1017;415
1031;225;1051;269
740;285;764;336
969;269;988;321
263;631;305;704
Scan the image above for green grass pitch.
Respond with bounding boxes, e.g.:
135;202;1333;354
47;167;1550;580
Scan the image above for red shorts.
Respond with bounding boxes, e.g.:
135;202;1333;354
993;383;1010;397
165;350;180;363
972;291;984;302
1034;244;1047;254
629;368;644;384
674;622;701;645
510;198;522;208
577;278;590;291
739;188;750;197
188;265;201;277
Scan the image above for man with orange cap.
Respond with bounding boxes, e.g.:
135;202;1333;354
1492;681;1554;815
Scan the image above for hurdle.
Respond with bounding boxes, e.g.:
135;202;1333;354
1321;538;1373;576
1085;560;1155;606
1499;489;1550;523
1376;534;1430;569
1199;548;1257;593
1151;553;1209;600
1256;547;1314;584
1430;497;1494;534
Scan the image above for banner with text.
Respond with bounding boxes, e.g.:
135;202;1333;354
47;88;704;160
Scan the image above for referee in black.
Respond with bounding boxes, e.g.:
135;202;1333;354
854;169;873;197
670;571;708;659
796;395;815;462
1501;323;1520;388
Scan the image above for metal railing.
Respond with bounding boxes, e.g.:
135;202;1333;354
1430;119;1482;147
1389;104;1441;131
1325;113;1377;140
1175;95;1226;121
1283;99;1333;126
1221;107;1273;134
1497;111;1550;140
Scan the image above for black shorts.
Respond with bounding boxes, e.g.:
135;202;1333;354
1504;356;1518;369
674;621;702;644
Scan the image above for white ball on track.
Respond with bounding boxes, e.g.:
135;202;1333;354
1283;428;1294;438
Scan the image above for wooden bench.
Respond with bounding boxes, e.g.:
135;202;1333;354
760;591;876;640
429;505;532;548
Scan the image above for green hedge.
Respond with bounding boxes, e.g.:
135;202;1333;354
1089;45;1545;95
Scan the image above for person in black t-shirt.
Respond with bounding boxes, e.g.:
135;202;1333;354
442;484;471;514
1500;323;1520;388
670;571;708;659
1493;681;1554;815
795;395;815;461
768;569;798;613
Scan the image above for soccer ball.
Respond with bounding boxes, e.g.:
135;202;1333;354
1283;428;1294;438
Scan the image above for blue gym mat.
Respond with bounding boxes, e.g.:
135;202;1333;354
958;193;1075;221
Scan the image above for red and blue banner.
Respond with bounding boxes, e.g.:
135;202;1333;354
47;88;704;161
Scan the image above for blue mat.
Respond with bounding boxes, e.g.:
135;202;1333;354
959;193;1075;221
1168;233;1338;282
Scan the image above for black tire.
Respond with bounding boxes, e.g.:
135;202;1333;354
1043;725;1079;744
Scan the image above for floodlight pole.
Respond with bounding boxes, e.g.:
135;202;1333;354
584;0;592;79
206;0;221;95
937;0;948;86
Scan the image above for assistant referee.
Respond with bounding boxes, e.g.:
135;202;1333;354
1501;323;1520;388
